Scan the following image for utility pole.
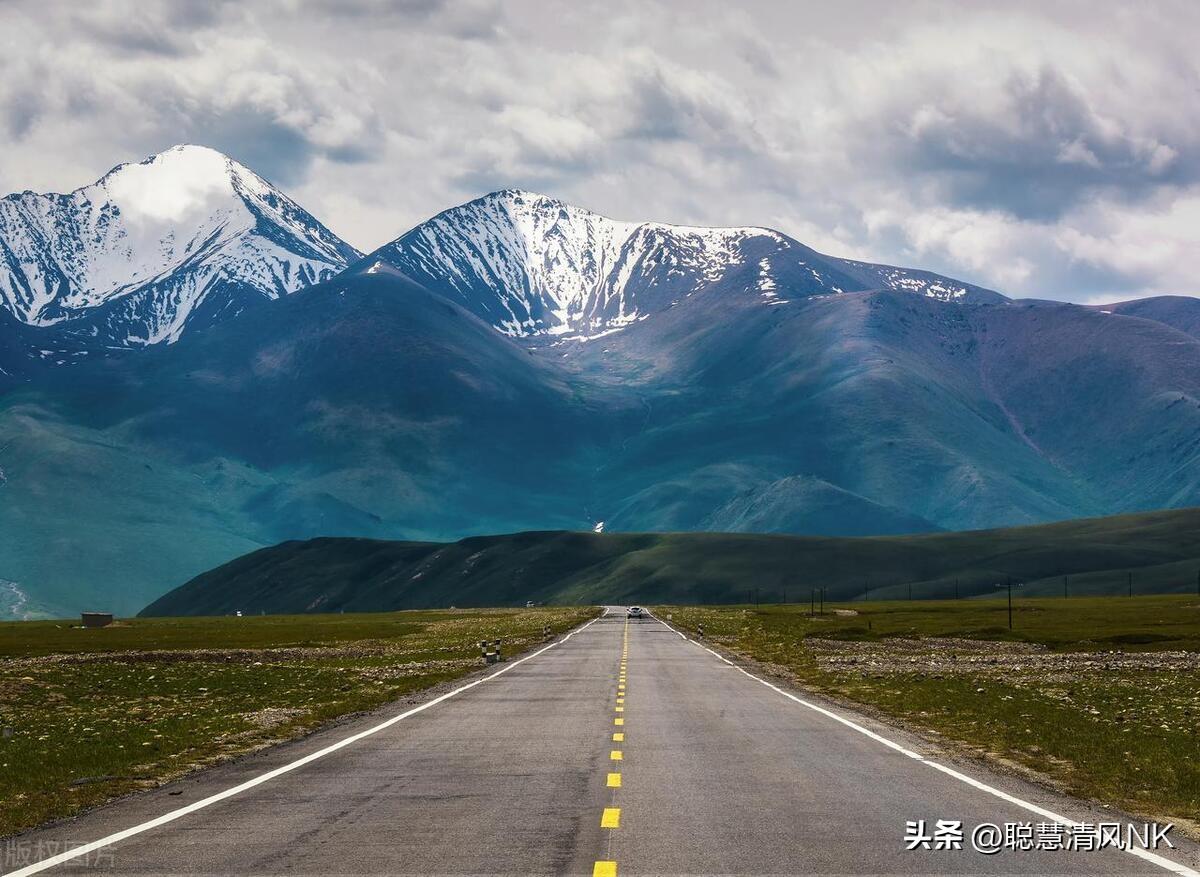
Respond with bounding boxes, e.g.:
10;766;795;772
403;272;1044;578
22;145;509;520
954;578;959;600
996;579;1023;630
1064;575;1068;599
864;581;869;603
1128;571;1133;598
820;587;825;614
810;589;815;618
908;582;912;601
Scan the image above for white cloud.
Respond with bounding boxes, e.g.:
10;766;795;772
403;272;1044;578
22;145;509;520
0;0;1197;302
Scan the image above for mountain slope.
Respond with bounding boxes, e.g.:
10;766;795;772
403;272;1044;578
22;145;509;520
1091;296;1200;340
0;269;619;616
0;145;360;348
5;171;1200;619
363;189;1003;339
139;508;1200;616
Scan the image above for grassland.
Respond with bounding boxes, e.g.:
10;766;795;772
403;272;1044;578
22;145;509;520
660;596;1200;833
0;607;596;838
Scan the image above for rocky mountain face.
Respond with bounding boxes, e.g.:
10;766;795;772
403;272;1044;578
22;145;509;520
0;145;359;352
365;189;1002;340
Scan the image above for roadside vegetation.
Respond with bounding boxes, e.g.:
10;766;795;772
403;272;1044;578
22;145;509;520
660;596;1200;833
0;607;596;837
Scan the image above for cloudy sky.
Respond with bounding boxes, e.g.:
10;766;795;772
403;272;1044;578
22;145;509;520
1;0;1197;303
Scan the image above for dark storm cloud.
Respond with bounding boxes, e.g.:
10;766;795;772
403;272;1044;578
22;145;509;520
183;109;317;186
890;66;1193;221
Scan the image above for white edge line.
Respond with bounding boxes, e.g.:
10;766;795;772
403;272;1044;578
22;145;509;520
6;616;603;877
656;617;1199;877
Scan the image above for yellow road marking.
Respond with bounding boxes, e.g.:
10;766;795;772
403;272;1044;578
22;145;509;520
613;732;624;741
593;862;617;877
607;772;622;787
615;706;624;712
614;717;624;726
601;807;621;828
610;750;623;760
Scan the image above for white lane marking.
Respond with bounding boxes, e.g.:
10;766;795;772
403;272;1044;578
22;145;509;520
656;618;1199;876
7;616;604;877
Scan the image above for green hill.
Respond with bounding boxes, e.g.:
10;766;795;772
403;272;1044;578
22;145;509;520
140;508;1200;616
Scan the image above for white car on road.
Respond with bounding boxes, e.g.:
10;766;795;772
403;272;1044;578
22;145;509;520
627;606;645;618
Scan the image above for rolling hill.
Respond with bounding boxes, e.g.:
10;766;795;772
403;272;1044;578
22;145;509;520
140;508;1200;616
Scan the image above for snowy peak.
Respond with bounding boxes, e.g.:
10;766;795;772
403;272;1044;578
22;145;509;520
0;145;360;346
369;190;1003;339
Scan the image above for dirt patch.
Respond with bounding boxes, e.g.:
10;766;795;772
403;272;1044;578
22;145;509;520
806;637;1200;676
241;707;307;730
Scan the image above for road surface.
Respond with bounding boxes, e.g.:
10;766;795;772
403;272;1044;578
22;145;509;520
7;610;1198;876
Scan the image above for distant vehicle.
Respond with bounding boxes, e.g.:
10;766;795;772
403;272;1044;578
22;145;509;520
627;606;645;618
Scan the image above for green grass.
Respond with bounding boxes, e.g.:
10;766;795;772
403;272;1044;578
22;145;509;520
660;596;1200;831
0;607;597;837
142;508;1200;617
0;611;508;658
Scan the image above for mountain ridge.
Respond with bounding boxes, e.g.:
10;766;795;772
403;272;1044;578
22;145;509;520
3;148;1200;619
0;145;360;349
361;188;1006;340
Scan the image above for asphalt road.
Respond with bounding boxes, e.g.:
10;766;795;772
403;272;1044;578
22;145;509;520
7;610;1199;876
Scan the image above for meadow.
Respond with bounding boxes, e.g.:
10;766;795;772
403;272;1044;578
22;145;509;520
0;607;596;837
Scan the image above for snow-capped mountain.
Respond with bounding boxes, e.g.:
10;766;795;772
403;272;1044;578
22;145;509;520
365;189;1003;339
0;145;360;347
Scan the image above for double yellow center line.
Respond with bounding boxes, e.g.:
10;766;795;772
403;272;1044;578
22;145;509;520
594;615;630;877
